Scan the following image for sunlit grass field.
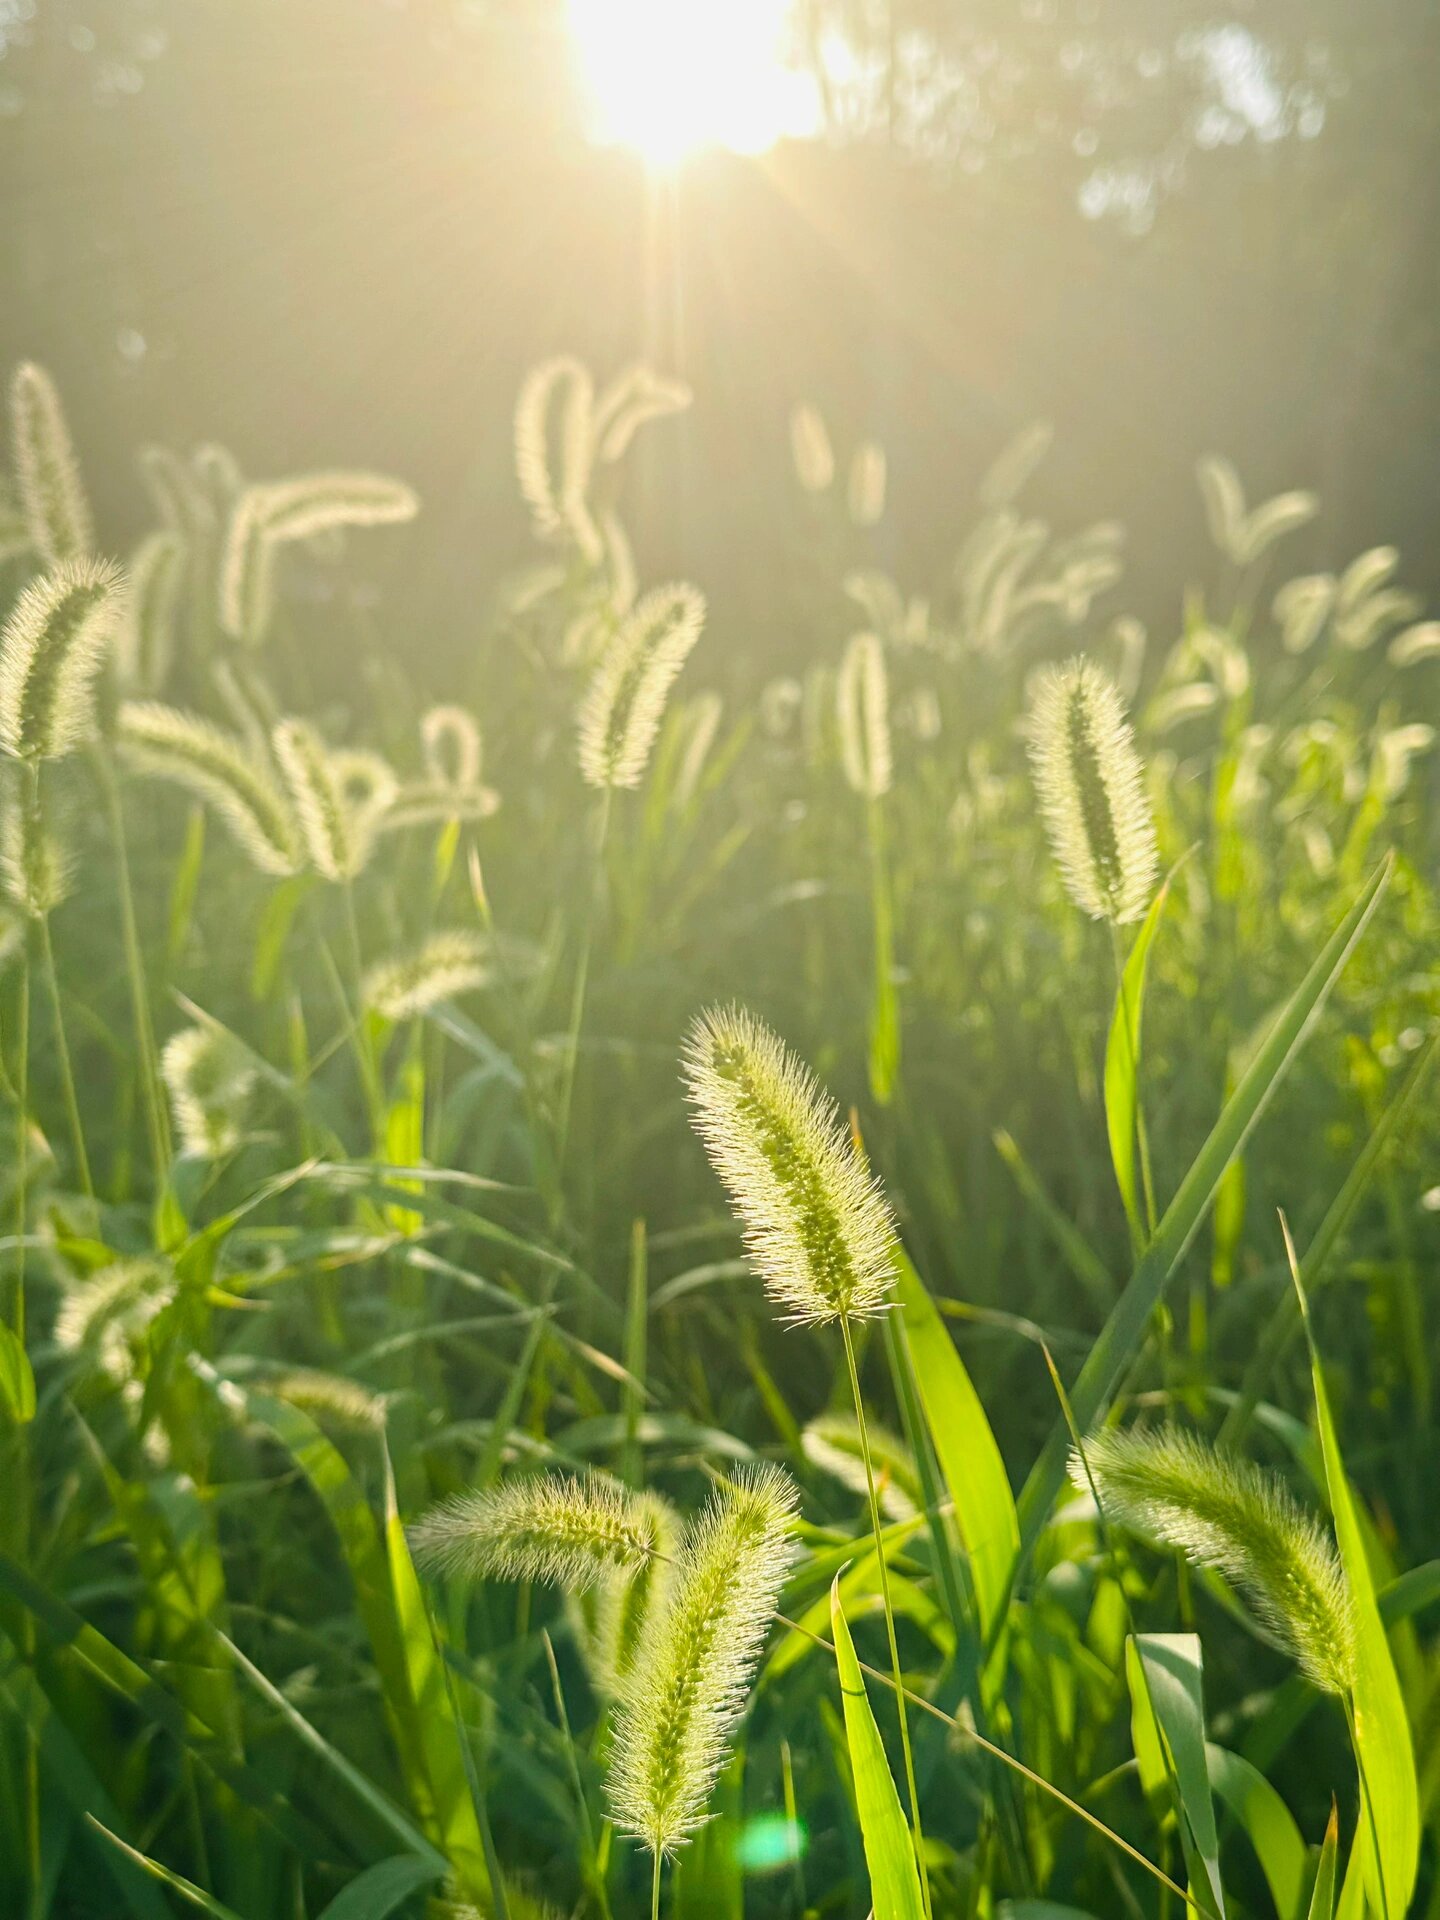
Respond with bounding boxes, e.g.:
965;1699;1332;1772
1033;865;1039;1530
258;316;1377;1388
0;349;1436;1920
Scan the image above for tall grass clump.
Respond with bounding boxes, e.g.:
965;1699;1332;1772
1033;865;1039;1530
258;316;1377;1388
608;1466;797;1898
683;1006;930;1909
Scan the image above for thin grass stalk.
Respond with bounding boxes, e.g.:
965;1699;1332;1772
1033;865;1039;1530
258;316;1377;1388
542;1630;613;1920
38;908;93;1216
839;1311;932;1917
97;752;172;1190
866;793;899;1105
650;1851;662;1920
1108;919;1157;1249
555;784;611;1191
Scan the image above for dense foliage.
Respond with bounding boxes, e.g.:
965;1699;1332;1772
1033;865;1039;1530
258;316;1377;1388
0;350;1436;1920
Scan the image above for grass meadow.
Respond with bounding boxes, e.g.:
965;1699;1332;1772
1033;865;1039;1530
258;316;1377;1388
0;348;1437;1920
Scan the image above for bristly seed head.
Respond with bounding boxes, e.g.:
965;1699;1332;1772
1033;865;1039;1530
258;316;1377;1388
577;583;705;791
836;630;893;800
0;557;126;761
1077;1425;1355;1695
682;1005;898;1326
1027;654;1158;924
409;1470;665;1592
607;1464;798;1857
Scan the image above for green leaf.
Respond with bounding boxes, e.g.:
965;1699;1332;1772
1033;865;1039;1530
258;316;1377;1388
892;1245;1018;1642
830;1577;926;1920
1307;1805;1340;1920
1105;875;1168;1241
1206;1743;1307;1920
1127;1634;1225;1917
997;1906;1102;1919
1017;855;1389;1562
1297;1311;1418;1917
315;1855;445;1920
0;1320;35;1422
85;1817;249;1920
383;1452;494;1909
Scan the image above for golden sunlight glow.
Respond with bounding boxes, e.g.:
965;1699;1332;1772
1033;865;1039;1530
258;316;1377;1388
567;0;822;164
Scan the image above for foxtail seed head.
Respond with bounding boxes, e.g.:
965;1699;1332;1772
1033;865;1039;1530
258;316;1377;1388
572;1489;681;1699
118;701;305;877
362;930;490;1020
272;719;395;881
162;1024;256;1159
683;1006;897;1326
421;704;483;791
10;361;93;565
607;1465;798;1856
0;558;126;761
410;1470;664;1592
836;631;893;799
1077;1426;1355;1695
1027;655;1158;924
578;584;705;790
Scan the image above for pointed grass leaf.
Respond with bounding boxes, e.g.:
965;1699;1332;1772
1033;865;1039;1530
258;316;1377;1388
1128;1634;1225;1917
1307;1805;1340;1920
383;1453;494;1908
315;1855;446;1920
85;1819;250;1920
1105;874;1169;1240
1016;855;1390;1566
830;1578;927;1920
1205;1744;1307;1920
0;1319;35;1421
1295;1296;1418;1919
892;1245;1018;1643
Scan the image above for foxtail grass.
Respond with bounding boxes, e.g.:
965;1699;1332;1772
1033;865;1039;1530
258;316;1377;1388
1078;1425;1355;1694
1027;655;1158;924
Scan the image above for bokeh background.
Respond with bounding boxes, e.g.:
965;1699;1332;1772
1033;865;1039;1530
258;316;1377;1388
3;0;1439;689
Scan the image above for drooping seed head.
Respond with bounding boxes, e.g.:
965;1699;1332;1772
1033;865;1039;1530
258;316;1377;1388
1077;1425;1355;1695
10;361;94;565
0;558;126;760
836;631;893;799
410;1470;666;1591
118;701;305;877
1027;654;1158;924
607;1465;798;1856
683;1006;897;1326
363;930;491;1020
272;719;395;881
514;356;602;563
421;704;483;791
162;1024;257;1159
577;583;705;790
54;1257;176;1383
592;362;691;465
219;470;418;642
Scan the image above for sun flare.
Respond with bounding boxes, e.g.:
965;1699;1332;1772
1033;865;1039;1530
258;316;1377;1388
567;0;821;164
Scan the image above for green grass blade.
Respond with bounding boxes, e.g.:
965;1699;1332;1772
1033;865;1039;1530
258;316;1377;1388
0;1321;35;1422
893;1246;1018;1643
1105;876;1168;1242
1292;1288;1418;1918
382;1450;494;1909
315;1855;446;1920
1307;1804;1340;1920
0;1660;171;1920
1205;1743;1306;1920
1016;854;1389;1562
1129;1633;1225;1917
85;1817;250;1920
830;1576;927;1920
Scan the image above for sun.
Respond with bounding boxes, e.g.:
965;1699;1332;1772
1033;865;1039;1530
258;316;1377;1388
567;0;821;165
